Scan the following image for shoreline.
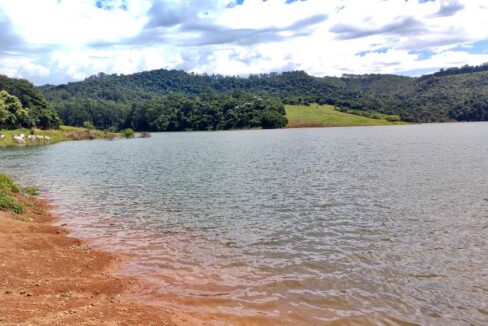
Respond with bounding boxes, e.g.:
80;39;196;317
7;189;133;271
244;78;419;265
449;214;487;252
0;188;194;325
0;126;120;148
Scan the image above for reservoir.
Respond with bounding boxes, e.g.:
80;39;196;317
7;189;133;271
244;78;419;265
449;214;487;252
1;123;487;325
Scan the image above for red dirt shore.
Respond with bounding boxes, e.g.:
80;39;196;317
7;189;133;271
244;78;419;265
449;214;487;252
0;194;196;325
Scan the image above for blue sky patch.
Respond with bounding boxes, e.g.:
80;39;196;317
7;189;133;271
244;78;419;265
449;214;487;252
398;67;437;77
356;47;389;57
409;49;434;60
451;39;488;54
95;0;128;11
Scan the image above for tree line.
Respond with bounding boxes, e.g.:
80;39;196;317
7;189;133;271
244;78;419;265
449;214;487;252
3;63;487;131
55;91;287;131
40;63;488;128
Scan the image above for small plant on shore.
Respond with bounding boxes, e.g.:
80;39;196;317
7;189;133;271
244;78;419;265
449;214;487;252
24;186;39;196
123;128;135;138
0;196;24;213
0;173;20;193
0;173;23;213
59;290;71;298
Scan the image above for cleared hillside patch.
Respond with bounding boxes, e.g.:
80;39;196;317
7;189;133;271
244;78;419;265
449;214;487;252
285;104;405;128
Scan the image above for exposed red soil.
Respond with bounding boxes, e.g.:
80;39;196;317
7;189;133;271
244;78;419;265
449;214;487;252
0;194;197;325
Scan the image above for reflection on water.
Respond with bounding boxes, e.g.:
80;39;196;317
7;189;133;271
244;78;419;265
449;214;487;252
1;123;487;325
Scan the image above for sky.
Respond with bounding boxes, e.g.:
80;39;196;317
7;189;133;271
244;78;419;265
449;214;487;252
0;0;487;85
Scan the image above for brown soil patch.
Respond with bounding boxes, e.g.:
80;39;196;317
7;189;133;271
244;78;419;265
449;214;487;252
0;194;195;325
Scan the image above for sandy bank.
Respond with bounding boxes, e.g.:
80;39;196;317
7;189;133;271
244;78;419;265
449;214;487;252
0;192;193;325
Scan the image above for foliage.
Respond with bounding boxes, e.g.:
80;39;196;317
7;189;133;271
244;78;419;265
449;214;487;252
48;90;288;131
38;63;488;127
0;173;23;213
427;63;488;78
0;173;20;193
0;90;32;129
24;187;39;196
82;121;95;129
123;128;135;138
385;115;401;122
0;75;61;129
0;196;24;213
261;110;288;129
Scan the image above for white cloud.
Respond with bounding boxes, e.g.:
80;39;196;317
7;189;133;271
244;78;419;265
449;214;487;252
0;0;487;84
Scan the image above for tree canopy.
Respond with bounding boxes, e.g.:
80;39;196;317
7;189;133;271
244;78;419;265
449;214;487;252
0;75;60;129
37;63;488;130
0;91;31;129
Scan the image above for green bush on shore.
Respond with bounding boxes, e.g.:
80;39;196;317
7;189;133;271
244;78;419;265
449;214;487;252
82;121;95;130
0;173;23;213
0;173;20;193
24;186;39;196
0;196;23;213
123;128;135;138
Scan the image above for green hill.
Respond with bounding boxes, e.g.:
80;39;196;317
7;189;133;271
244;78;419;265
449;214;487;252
285;104;405;128
37;63;488;131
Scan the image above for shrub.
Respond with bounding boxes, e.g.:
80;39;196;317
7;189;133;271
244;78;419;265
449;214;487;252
24;186;39;196
0;173;20;193
261;111;288;129
83;121;95;130
123;128;135;138
386;115;401;122
0;173;23;213
0;196;23;213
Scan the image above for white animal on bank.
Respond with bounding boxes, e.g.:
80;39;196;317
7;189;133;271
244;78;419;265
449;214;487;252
0;134;5;140
13;135;25;144
11;133;51;144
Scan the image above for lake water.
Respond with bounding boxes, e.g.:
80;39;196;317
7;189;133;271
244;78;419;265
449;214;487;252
1;123;487;325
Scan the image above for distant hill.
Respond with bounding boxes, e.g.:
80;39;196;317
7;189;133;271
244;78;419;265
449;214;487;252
0;75;60;129
38;63;488;131
339;64;488;122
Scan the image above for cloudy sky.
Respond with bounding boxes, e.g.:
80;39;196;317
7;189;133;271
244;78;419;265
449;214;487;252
0;0;487;85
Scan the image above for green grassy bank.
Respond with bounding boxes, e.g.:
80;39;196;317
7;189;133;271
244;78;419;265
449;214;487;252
0;126;119;148
285;104;406;128
0;173;24;213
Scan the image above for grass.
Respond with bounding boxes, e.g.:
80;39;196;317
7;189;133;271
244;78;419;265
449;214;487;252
0;173;23;213
24;186;39;196
0;125;119;148
285;104;407;128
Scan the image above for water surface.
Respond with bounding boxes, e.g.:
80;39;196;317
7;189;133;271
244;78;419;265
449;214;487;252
1;123;487;325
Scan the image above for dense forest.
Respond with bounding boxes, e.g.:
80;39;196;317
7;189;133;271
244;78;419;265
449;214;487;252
0;75;60;129
55;91;287;131
39;63;488;131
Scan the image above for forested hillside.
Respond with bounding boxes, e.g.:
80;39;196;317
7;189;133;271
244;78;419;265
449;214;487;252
39;63;488;131
340;65;488;122
0;75;60;129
